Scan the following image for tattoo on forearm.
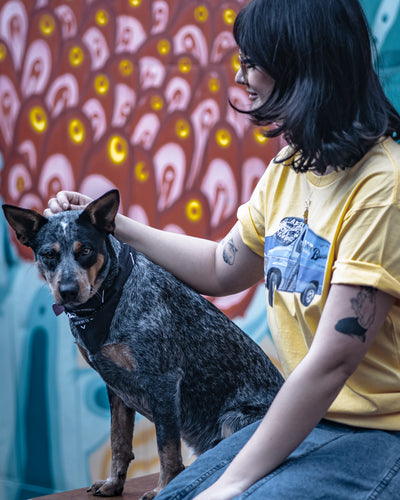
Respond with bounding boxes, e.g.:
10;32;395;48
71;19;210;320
335;286;377;343
222;237;238;265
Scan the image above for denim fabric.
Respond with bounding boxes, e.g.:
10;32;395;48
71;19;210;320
156;419;400;499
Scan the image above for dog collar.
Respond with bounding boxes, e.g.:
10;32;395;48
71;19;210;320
54;243;135;353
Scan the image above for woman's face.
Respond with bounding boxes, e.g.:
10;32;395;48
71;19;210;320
235;52;275;108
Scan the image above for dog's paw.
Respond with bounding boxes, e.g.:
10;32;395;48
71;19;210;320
87;478;124;497
139;490;158;500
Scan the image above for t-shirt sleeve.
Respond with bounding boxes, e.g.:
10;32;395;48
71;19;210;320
332;204;400;300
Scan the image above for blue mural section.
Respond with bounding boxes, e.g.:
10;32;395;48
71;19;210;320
361;0;400;111
0;2;399;499
0;209;112;499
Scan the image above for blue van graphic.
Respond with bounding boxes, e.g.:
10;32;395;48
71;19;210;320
264;217;330;307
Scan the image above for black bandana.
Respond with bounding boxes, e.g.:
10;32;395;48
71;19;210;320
53;243;135;353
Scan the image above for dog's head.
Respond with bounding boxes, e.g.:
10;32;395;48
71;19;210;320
2;190;120;307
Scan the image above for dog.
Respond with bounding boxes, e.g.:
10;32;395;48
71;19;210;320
2;190;283;499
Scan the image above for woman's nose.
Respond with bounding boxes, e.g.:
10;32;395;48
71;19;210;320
235;67;246;85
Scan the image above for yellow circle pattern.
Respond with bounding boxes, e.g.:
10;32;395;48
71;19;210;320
223;9;236;25
96;9;109;26
94;74;110;95
232;53;240;73
29;106;48;133
129;0;141;6
175;119;190;139
108;135;128;165
0;43;6;62
119;60;133;76
208;77;220;93
39;14;56;36
254;129;268;144
186;199;203;222
69;46;84;67
150;95;164;111
216;129;231;148
135;162;149;182
194;6;208;22
69;119;85;144
178;57;192;74
157;39;170;55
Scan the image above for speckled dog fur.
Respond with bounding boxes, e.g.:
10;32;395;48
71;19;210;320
2;190;284;500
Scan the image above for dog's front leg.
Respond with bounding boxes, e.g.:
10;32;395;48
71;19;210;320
139;372;185;500
88;387;135;497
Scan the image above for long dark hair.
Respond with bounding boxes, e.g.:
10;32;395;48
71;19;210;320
233;0;400;173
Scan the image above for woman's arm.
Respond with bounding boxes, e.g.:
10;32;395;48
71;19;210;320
194;284;395;500
45;191;264;296
114;214;264;295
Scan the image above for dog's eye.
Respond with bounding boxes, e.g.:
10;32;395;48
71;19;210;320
44;251;55;259
81;247;92;256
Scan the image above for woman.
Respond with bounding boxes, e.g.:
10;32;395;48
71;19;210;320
46;0;400;498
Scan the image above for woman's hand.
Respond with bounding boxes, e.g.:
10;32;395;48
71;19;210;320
193;480;245;500
44;191;93;217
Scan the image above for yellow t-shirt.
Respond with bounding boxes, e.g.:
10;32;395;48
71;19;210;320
237;137;400;430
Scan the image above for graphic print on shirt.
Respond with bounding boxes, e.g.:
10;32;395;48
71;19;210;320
264;217;330;307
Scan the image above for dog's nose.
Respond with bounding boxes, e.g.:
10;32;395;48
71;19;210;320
59;282;79;303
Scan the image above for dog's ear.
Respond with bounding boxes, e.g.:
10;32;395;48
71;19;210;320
78;189;120;234
2;205;48;247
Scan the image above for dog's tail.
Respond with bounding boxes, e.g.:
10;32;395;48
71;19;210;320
219;393;276;439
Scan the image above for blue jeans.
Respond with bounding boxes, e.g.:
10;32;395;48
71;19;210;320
157;419;400;499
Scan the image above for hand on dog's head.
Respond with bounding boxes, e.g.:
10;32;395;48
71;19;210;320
2;189;120;248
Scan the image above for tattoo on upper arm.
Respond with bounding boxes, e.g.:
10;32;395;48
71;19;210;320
335;286;377;343
222;237;238;265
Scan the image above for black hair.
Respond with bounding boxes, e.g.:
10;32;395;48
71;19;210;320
233;0;400;173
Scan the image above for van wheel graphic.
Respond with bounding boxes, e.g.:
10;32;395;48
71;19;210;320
267;270;281;307
301;283;317;306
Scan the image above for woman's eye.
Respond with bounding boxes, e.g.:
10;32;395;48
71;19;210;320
245;62;256;70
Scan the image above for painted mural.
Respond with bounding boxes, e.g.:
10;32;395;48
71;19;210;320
0;1;399;499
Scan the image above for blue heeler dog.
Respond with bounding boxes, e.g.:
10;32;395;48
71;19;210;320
2;190;283;499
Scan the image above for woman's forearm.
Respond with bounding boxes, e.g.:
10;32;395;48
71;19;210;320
114;214;264;296
115;213;221;294
195;355;350;498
